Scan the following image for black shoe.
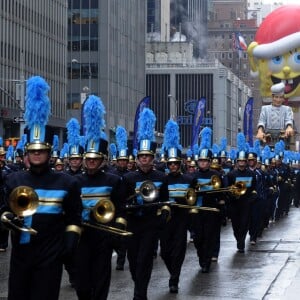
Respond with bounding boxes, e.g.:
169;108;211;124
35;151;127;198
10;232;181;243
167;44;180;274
201;267;209;273
116;265;124;271
237;248;245;253
169;285;178;294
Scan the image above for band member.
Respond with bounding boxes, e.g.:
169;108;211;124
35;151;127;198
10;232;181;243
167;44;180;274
0;76;82;300
73;95;127;300
191;127;224;273
123;108;169;300
159;120;193;294
227;133;257;253
256;82;294;145
110;125;130;271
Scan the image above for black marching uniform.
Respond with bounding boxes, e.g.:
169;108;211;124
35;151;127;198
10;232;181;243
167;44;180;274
2;167;82;300
159;171;193;291
74;169;126;300
191;168;223;272
124;168;168;300
227;167;257;252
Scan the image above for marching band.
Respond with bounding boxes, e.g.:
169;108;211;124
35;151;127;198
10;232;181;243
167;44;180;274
1;77;300;300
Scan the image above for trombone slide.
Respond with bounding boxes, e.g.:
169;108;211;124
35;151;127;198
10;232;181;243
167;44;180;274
1;212;38;235
171;203;220;212
82;222;133;236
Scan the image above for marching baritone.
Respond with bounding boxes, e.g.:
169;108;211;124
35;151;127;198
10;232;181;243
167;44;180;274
0;76;82;300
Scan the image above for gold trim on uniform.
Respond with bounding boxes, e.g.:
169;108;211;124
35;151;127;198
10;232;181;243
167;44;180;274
115;217;127;227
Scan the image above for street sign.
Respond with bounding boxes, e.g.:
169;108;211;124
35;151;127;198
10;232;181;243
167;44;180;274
13;117;25;123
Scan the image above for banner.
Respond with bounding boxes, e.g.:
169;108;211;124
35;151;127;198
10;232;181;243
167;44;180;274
133;96;150;151
243;97;254;147
191;98;206;148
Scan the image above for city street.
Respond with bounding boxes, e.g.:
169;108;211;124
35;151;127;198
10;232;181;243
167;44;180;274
1;207;300;300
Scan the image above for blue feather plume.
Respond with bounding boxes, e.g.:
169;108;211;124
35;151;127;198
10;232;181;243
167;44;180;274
79;136;86;148
67;118;80;147
212;144;220;156
116;126;128;152
199;127;212;150
101;131;107;141
237;133;247;152
229;148;237;160
16;139;23;151
186;149;193;157
133;149;138;157
219;137;227;152
21;134;27;147
163;120;182;151
137;108;156;142
192;144;199;156
262;145;271;162
24;76;50;130
52;135;59;151
254;140;261;157
0;137;3;147
109;143;117;157
84;95;106;142
6;145;14;160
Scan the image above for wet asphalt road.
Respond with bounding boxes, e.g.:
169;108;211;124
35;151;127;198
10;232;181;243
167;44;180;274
1;207;300;300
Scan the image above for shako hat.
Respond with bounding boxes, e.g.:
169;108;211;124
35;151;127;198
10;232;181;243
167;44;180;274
137;108;157;156
198;127;213;160
116;125;129;160
163;119;182;162
24;76;51;151
67;118;84;158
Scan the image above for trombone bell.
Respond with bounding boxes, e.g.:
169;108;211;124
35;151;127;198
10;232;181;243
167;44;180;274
9;186;39;217
92;199;115;224
138;181;158;202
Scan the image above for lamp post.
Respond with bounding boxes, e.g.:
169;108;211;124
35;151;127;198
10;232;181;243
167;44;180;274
71;59;92;94
167;94;178;120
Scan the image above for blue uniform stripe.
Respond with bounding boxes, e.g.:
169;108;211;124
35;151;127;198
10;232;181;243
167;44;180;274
235;176;253;187
19;216;33;244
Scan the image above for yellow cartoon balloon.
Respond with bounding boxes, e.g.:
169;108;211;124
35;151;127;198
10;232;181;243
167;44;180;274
248;5;300;101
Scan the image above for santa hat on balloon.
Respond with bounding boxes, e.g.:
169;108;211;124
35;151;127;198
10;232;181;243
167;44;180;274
249;5;300;59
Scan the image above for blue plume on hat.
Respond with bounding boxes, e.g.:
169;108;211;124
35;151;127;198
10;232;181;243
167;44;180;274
262;145;271;162
220;137;227;152
199;127;212;150
79;136;86;148
192;144;199;156
6;145;14;161
60;143;69;159
274;141;285;156
163;120;182;151
0;137;3;147
101;131;107;140
137;108;156;142
21;134;27;147
186;149;193;157
16;139;23;151
52;135;59;152
84;95;106;143
24;76;50;143
109;143;117;158
237;133;247;152
212;144;220;157
116;126;128;152
67;118;80;146
254;140;261;157
133;149;138;157
229;148;237;160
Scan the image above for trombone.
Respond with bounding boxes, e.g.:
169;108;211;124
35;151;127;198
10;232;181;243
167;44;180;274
82;199;133;236
126;180;167;209
1;186;39;235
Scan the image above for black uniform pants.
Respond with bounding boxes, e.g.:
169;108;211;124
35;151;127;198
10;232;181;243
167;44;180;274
229;200;251;249
8;241;63;300
74;229;113;300
160;213;188;286
192;211;220;269
127;216;159;300
0;227;9;249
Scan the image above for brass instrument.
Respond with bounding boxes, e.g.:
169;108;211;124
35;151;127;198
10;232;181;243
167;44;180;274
82;199;133;236
1;186;39;235
204;181;247;197
137;180;158;202
194;175;222;192
126;180;165;209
